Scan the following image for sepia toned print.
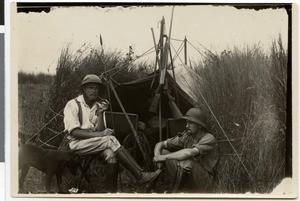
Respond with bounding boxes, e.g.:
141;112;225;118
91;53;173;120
10;2;297;198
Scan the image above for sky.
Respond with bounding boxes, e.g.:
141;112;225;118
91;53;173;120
12;4;288;75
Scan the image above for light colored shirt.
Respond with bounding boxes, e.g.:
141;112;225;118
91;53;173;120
64;95;105;133
166;131;218;173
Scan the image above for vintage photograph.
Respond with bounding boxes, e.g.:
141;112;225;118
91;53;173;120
11;2;295;198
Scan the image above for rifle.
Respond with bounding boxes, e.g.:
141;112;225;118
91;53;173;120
148;84;162;113
164;79;183;119
149;7;174;113
148;16;165;113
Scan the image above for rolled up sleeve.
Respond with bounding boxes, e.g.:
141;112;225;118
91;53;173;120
64;100;81;133
193;134;216;155
166;136;183;151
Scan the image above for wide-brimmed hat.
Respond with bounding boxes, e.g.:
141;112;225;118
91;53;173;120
181;108;207;129
80;74;103;88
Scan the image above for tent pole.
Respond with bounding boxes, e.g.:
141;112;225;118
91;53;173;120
184;36;187;65
159;96;162;142
150;28;160;90
158;16;164;142
106;78;150;166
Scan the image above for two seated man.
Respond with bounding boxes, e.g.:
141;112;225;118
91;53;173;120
63;74;218;193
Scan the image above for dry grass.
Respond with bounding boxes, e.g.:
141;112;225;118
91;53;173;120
18;82;51;141
183;37;287;193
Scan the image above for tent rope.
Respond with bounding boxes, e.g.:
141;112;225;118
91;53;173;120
186;39;206;58
37;138;58;149
168;45;180;107
197;86;255;183
137;46;155;58
170;37;184;42
170;42;185;67
100;46;156;76
26;108;64;143
170;40;184;63
38;130;64;148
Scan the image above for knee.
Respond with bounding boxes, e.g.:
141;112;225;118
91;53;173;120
178;159;194;171
103;136;121;150
103;135;120;144
102;135;115;141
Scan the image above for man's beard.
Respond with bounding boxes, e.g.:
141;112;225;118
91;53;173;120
83;94;97;103
89;97;97;102
186;129;193;135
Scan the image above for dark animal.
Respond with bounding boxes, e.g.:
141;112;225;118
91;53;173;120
19;144;79;193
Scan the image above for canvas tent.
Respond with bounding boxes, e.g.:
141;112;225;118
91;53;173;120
110;71;194;125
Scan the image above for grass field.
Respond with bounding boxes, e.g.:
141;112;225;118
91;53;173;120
18;83;51;140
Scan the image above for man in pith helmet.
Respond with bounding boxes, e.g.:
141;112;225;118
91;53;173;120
153;108;218;193
64;74;161;193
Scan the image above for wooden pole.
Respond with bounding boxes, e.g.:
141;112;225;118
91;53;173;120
150;28;160;90
184;36;187;65
158;7;174;141
159;97;162;142
159;16;165;72
157;16;165;139
107;79;149;165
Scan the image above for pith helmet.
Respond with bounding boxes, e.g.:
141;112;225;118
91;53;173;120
80;74;103;88
181;108;207;129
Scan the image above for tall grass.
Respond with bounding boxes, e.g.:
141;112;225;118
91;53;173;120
18;71;54;140
184;37;287;193
18;71;54;84
18;83;51;140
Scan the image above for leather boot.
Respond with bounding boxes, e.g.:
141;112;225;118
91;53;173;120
115;146;161;184
105;163;118;193
172;167;190;193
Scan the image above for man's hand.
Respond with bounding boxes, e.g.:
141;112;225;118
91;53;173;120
97;99;109;115
101;99;109;110
156;162;163;169
153;155;167;162
153;155;166;169
102;128;115;136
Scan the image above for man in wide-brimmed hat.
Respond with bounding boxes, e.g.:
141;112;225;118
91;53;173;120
64;74;161;193
153;108;218;193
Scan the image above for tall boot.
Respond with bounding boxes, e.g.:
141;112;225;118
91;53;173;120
115;146;161;184
172;167;190;193
105;163;118;193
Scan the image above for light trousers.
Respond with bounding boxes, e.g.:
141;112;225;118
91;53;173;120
69;135;121;163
